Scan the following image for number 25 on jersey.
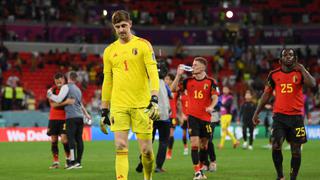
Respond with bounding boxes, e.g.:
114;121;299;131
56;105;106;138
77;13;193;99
280;83;293;93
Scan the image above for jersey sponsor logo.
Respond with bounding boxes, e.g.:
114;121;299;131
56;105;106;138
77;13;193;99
113;53;118;58
132;48;138;55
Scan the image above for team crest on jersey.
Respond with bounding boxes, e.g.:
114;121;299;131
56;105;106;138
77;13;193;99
204;83;209;90
132;48;138;55
292;75;298;83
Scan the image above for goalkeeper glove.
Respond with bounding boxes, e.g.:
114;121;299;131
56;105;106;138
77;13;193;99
100;108;110;134
145;95;160;121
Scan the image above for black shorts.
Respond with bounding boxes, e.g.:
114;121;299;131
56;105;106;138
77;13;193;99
181;120;188;130
47;120;67;136
187;115;211;138
271;113;307;145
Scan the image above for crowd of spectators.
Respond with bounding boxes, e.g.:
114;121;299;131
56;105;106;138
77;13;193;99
0;40;319;124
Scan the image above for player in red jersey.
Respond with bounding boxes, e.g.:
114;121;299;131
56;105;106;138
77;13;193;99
252;48;316;180
47;72;70;169
179;89;190;155
164;73;179;159
171;57;219;180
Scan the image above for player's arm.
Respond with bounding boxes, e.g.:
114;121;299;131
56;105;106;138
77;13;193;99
206;81;219;112
47;84;69;103
50;98;75;108
252;73;274;126
100;47;112;129
81;103;92;120
142;40;160;120
171;65;184;92
165;84;173;99
294;63;316;88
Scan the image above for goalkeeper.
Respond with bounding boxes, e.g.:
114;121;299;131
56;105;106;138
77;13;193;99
100;10;160;180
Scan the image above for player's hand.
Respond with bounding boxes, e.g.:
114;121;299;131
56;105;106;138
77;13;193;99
100;108;110;134
252;114;260;127
145;95;160;121
84;116;92;126
205;106;214;113
47;88;53;98
177;65;185;76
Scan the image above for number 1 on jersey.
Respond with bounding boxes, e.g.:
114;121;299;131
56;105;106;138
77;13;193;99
124;60;128;71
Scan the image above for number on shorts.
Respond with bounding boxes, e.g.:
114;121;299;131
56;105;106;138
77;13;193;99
295;127;305;137
206;124;212;133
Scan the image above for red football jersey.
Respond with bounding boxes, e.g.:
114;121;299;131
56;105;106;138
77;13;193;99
49;86;66;120
182;76;219;122
264;68;304;115
169;92;178;119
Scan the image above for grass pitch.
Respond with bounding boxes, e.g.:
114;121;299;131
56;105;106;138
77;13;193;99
0;139;319;180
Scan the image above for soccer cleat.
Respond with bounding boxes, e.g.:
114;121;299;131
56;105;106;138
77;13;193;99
65;159;71;168
209;162;217;172
49;162;60;169
242;141;248;149
233;141;240;149
248;145;253;150
154;167;166;173
66;162;82;170
193;171;203;180
135;162;143;173
73;163;82;169
183;148;188;155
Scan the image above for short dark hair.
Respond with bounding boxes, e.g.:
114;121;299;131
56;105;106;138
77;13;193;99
54;72;65;79
194;57;208;67
166;73;175;81
68;71;78;81
112;10;131;24
280;48;297;59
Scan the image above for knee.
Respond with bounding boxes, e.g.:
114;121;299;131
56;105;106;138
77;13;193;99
200;143;207;150
291;145;301;157
51;136;58;143
141;147;152;155
115;141;128;150
52;141;58;145
271;137;284;150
